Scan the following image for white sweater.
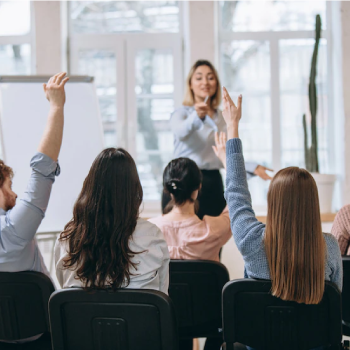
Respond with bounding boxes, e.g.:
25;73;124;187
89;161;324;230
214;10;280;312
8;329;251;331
54;218;170;294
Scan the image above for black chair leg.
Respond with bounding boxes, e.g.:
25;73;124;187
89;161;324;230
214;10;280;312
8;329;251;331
224;343;234;350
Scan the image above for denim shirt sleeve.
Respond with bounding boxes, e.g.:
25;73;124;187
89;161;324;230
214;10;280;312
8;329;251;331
0;152;60;247
170;108;204;141
224;138;266;259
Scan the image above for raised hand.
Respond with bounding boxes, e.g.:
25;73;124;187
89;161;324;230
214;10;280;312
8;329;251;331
222;87;242;139
43;72;69;108
212;132;227;168
254;165;273;180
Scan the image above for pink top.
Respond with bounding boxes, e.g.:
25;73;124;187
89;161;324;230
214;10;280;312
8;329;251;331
149;207;232;262
331;204;350;256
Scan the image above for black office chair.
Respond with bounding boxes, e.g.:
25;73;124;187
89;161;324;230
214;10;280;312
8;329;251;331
169;260;229;343
0;271;54;350
342;256;350;336
222;279;342;350
49;288;178;350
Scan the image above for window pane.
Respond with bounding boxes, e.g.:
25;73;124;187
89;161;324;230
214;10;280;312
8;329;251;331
280;39;328;172
221;40;271;206
0;45;31;75
70;1;179;34
78;50;117;147
136;49;174;201
0;1;30;36
220;1;326;32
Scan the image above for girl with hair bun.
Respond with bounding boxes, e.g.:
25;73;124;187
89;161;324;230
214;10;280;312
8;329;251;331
150;133;231;350
150;132;231;263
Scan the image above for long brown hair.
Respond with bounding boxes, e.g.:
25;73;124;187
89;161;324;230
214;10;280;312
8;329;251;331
60;148;143;290
264;167;326;304
183;59;222;109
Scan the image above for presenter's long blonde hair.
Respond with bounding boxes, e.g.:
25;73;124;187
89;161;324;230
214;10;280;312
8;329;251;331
183;60;221;109
264;167;326;305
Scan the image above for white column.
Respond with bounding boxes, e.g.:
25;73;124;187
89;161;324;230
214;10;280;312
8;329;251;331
33;1;62;75
183;1;216;73
331;1;350;207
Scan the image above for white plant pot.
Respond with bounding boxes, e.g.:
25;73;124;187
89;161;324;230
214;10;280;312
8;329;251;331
311;173;337;214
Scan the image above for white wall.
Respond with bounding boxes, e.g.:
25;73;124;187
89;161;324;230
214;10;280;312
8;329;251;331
33;1;62;74
331;1;350;207
183;1;216;73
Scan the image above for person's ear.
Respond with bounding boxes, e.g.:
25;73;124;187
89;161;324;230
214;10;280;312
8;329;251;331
0;187;5;210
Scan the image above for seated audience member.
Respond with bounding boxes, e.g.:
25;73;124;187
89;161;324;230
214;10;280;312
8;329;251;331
149;132;231;263
0;72;68;275
0;72;68;344
331;204;350;255
221;87;342;350
150;134;230;350
55;148;170;294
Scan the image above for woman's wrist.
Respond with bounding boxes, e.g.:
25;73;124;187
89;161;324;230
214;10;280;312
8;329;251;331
227;123;239;139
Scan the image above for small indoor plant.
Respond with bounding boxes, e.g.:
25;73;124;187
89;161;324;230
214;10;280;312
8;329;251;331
302;14;336;213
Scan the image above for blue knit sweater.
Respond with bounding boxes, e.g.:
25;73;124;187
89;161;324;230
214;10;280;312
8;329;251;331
224;138;342;291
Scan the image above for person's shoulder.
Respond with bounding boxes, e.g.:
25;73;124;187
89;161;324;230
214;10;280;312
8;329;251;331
324;232;341;251
148;215;164;227
336;204;350;219
135;217;164;237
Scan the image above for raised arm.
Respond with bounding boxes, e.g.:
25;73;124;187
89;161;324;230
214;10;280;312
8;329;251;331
1;73;68;244
38;72;69;161
170;107;204;141
221;88;265;258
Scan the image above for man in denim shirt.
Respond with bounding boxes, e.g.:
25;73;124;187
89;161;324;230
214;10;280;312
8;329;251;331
0;72;69;276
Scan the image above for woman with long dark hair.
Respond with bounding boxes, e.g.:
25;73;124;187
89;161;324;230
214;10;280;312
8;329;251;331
221;87;341;350
55;148;170;293
164;59;271;219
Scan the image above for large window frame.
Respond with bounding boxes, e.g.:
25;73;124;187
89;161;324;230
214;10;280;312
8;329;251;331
0;1;35;74
217;2;334;174
68;2;184;214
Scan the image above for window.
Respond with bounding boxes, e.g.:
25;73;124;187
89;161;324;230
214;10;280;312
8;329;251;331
69;1;183;209
0;1;32;75
219;1;331;209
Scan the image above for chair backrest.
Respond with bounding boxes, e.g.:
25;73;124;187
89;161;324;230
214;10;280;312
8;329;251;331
222;279;342;350
0;271;55;340
169;259;229;338
342;256;350;324
49;288;178;350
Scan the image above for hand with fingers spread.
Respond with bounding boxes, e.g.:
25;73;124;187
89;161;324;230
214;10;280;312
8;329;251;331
222;87;242;139
43;72;69;108
212;132;227;169
254;165;273;180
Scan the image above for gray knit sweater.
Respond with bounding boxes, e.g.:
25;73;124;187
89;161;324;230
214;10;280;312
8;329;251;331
225;138;342;291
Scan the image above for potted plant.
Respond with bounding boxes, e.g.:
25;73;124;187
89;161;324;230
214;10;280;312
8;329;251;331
302;14;336;213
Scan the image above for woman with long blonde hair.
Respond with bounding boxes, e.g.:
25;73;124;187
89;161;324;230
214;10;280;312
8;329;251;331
163;60;271;219
218;87;342;349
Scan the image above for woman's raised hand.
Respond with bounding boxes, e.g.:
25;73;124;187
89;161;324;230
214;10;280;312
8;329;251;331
43;72;69;108
222;87;242;139
212;132;227;169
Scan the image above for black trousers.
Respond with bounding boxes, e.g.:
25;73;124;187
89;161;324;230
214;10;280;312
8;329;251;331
162;169;226;219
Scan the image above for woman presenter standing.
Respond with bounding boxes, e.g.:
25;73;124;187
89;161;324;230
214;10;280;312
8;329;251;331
163;60;271;219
